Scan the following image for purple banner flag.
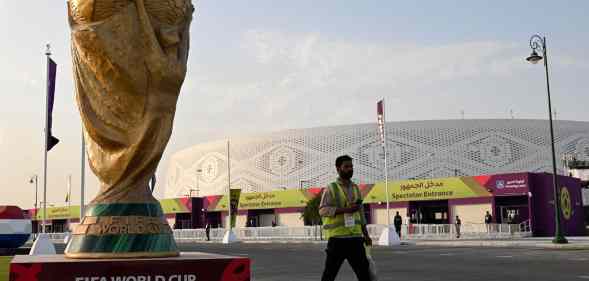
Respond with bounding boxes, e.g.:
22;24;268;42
47;58;59;151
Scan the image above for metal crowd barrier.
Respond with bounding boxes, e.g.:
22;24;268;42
172;222;531;242
387;221;533;239
35;221;532;243
174;225;324;242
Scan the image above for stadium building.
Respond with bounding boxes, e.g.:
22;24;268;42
162;119;589;236
27;119;589;237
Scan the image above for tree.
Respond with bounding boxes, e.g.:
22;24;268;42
301;193;322;226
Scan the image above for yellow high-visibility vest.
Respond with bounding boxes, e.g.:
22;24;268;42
322;181;364;239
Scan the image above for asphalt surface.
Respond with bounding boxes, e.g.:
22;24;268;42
177;242;589;281
49;242;589;281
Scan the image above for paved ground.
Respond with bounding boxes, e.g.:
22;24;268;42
176;242;589;281
4;242;589;281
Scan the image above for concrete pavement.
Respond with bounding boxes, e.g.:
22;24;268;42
412;236;589;250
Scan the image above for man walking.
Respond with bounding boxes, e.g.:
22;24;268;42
394;211;403;239
455;215;462;239
320;155;372;281
205;223;211;241
484;211;493;233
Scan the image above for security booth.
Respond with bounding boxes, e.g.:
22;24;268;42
565;159;589;225
476;173;532;225
528;173;585;236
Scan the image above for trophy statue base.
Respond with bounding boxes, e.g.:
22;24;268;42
64;202;179;259
9;252;251;281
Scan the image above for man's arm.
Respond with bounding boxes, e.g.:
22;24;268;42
361;224;372;246
358;203;372;245
318;188;336;217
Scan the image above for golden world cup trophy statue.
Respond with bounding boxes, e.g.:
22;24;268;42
64;0;193;258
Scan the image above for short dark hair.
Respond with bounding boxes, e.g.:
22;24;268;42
335;155;353;168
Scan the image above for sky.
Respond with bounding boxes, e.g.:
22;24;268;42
0;0;588;209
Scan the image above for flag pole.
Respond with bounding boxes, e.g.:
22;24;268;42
377;98;398;246
382;99;390;227
80;129;86;219
222;139;238;243
29;44;57;255
67;174;71;230
227;139;231;230
42;44;51;234
67;175;71;208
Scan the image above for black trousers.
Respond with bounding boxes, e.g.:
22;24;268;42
395;224;402;238
321;237;371;281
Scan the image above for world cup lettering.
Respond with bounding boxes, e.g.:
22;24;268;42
148;224;160;233
109;225;120;234
101;223;110;234
120;225;128;234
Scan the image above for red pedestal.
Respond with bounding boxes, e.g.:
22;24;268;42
9;252;250;281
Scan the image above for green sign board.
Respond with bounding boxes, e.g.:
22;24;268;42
209;189;314;211
29;176;498;220
364;177;491;203
33;206;81;220
159;198;191;213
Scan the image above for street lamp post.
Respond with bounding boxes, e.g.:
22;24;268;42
29;175;39;212
29;175;38;235
526;34;567;244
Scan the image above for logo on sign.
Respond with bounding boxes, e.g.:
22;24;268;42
201;156;218;183
496;180;505;189
561;186;573;220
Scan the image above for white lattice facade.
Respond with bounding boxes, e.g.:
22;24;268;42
164;119;589;198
